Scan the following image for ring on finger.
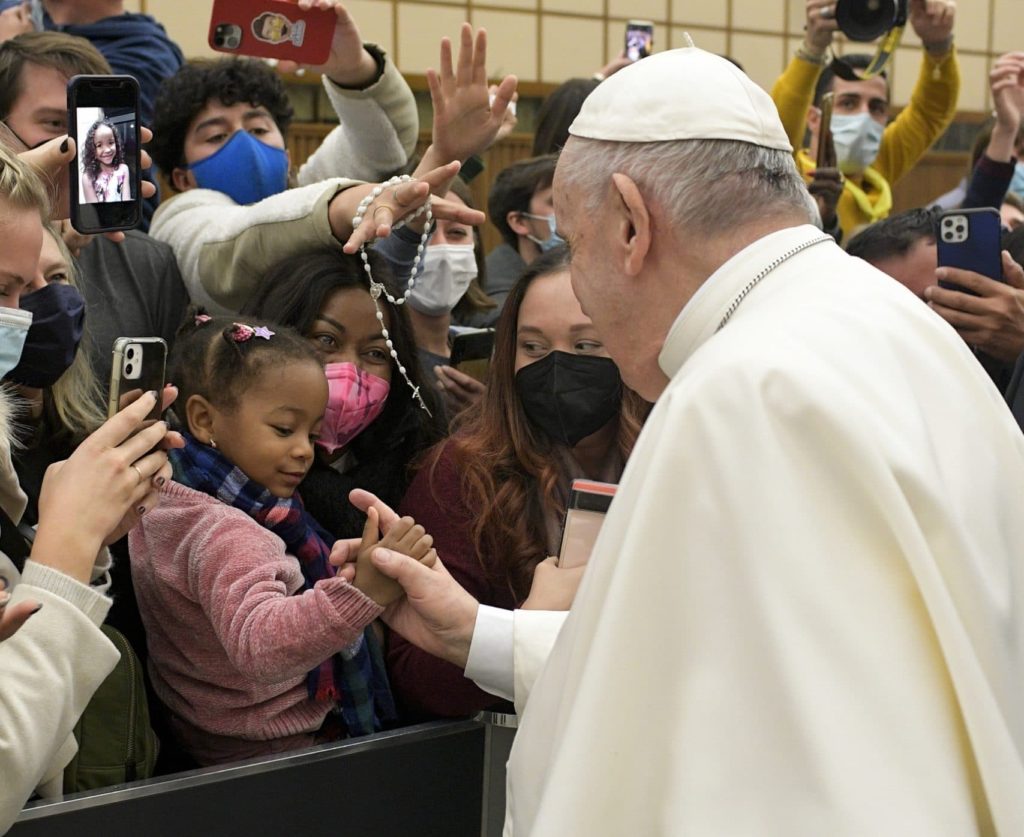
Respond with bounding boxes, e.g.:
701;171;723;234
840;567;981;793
131;463;144;485
372;204;394;222
819;5;834;19
392;186;407;206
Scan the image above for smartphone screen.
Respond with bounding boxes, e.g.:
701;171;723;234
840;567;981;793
625;20;654;62
68;75;141;234
108;337;167;422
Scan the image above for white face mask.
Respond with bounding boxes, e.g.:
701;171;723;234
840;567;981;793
830;112;885;175
408;244;478;317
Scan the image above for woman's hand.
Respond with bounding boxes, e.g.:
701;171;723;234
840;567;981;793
521;556;585;611
0;590;39;642
32;387;183;582
18;128;156;244
435;364;486;412
333;162;485;251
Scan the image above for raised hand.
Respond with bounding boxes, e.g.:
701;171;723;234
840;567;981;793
335;162;485;252
989;52;1024;161
804;0;839;56
428;24;518;166
279;1;379;87
909;0;956;51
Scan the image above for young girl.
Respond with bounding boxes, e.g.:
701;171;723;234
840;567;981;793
81;120;131;203
242;249;445;542
129;315;435;766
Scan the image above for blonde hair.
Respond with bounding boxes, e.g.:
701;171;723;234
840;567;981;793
42;225;106;439
0;143;49;220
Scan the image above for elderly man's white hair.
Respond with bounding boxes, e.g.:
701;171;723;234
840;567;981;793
557;136;820;238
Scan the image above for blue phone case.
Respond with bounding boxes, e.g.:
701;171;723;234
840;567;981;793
936;208;1002;289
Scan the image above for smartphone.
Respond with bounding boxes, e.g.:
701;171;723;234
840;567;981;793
449;328;495;384
209;0;335;65
557;480;617;570
936;208;1003;294
625;20;654;62
108;338;167;423
67;75;142;234
816;92;836;169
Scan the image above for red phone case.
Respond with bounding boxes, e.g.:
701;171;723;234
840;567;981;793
209;0;334;65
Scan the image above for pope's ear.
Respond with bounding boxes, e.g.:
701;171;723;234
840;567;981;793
610;173;651;277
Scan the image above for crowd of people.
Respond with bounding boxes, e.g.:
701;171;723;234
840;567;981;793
2;0;1024;833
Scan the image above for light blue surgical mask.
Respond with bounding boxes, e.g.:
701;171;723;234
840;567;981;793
188;130;289;205
0;306;32;380
1009;162;1024;200
522;212;565;252
830;112;885;175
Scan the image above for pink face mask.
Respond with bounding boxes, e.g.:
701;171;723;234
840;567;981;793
318;362;390;454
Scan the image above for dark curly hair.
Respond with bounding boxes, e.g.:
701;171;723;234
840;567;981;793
170;312;321;425
81;119;125;183
149;57;294;181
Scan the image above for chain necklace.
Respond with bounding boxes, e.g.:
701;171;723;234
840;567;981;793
716;235;833;332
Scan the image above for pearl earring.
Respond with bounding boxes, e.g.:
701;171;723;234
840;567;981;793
209;438;217;449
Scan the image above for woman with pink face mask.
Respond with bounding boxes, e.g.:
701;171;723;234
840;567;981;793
243;250;445;541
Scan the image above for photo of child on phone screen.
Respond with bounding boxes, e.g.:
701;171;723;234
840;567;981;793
77;106;134;204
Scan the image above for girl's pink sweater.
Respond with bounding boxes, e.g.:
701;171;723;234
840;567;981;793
128;481;382;765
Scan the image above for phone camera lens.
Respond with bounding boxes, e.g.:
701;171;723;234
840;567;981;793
126;347;136;359
956;224;966;235
214;35;225;46
125;363;134;376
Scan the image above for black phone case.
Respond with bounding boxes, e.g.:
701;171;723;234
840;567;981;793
68;75;143;235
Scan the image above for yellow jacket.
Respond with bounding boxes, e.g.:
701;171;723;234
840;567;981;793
770;49;960;238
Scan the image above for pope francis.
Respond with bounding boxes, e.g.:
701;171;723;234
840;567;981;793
363;46;1024;835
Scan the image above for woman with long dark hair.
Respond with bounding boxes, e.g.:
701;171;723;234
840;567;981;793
242;248;444;540
388;246;649;719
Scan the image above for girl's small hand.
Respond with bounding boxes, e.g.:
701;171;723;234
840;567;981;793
353;506;403;605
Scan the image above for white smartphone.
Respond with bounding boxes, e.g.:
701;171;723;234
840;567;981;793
108;337;167;421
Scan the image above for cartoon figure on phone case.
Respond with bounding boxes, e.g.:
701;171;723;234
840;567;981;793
251;11;306;46
81;119;131;203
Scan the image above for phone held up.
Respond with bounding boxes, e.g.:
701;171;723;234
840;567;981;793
449;328;495;384
625;20;654;62
936;208;1003;295
67;75;142;235
557;480;617;570
816;92;837;170
209;0;335;65
108;338;167;423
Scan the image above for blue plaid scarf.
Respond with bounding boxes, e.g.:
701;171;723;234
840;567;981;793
171;433;395;737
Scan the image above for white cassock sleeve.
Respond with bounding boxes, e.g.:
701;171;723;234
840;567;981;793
505;336;1024;836
466;606;567;709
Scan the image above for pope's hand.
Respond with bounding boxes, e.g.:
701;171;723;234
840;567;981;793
369;547;479;670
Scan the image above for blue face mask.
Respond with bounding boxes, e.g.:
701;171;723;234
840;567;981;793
522;212;565;252
188;130;289;205
0;306;32;380
1009;162;1024;200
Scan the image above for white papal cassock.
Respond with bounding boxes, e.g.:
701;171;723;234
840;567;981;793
504;224;1024;835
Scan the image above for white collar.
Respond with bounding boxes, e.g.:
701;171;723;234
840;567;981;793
658;224;827;379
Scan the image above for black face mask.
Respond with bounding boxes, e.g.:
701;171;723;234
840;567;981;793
515;351;622;448
7;283;85;389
